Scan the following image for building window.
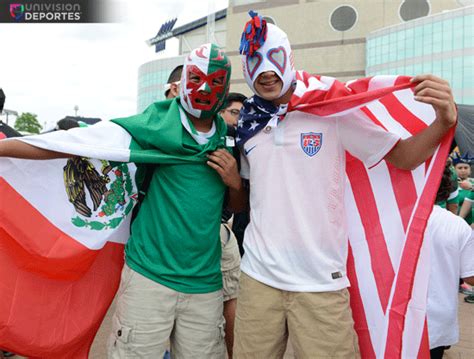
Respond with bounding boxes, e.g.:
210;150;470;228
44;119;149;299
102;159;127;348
329;5;358;32
399;0;430;22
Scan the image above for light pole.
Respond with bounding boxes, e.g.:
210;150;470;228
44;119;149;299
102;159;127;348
3;109;18;125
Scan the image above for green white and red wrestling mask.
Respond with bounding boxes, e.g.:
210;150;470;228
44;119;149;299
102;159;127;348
180;43;232;120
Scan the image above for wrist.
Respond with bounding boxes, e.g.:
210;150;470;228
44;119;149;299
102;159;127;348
229;178;242;192
0;141;8;157
435;117;456;131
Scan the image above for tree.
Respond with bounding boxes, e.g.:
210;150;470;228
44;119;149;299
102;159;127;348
14;112;42;134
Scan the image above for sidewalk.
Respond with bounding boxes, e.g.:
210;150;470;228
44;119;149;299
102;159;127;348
89;294;474;358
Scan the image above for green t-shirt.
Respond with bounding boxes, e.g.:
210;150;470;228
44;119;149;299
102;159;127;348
112;99;228;293
457;178;474;225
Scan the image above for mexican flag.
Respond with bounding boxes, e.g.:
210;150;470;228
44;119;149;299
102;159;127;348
0;99;227;357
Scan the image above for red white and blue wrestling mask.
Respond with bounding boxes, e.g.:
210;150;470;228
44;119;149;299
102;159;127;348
180;43;232;120
240;12;295;98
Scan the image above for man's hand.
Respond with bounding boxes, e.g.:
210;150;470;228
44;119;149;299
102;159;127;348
207;149;242;191
385;74;457;170
459;180;473;191
412;74;457;129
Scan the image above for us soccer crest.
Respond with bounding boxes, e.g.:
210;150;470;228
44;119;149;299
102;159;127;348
63;158;137;231
300;132;322;157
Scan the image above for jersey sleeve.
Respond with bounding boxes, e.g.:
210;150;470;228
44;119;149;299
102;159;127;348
465;190;474;203
337;110;400;168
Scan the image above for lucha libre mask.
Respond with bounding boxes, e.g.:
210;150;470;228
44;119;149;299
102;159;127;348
241;23;295;99
180;43;232;120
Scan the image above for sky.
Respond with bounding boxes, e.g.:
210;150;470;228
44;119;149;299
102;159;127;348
0;0;229;131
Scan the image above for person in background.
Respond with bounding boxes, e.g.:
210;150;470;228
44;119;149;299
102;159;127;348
436;157;459;214
452;153;473;225
441;156;460;214
220;92;247;127
164;65;183;100
55;118;80;131
426;164;474;358
451;153;474;300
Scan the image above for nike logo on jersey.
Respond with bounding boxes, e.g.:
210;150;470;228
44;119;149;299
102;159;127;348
244;145;257;156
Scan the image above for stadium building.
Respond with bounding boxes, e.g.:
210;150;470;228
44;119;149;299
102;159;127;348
138;0;471;111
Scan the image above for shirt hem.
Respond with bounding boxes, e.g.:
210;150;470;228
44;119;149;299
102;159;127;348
429;337;459;350
126;258;223;294
241;267;350;292
367;137;401;169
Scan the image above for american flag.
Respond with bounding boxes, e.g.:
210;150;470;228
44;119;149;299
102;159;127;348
239;71;454;358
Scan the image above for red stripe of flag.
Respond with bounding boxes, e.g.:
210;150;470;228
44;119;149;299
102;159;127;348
384;129;454;358
347;244;377;358
379;94;427;135
346;77;372;94
394;76;413;87
417;320;430;358
361;107;388;131
386;163;418;232
294;81;415;117
425;156;433;175
346;153;395;313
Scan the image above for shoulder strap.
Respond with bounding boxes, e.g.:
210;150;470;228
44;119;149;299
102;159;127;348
131;164;157;222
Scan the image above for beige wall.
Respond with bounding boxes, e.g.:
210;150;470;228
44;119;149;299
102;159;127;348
178;18;227;55
225;0;461;95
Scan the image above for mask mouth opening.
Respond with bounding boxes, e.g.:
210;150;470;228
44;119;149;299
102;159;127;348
195;98;211;105
256;77;280;87
190;92;218;111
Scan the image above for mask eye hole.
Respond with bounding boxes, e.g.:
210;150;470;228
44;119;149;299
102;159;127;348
188;73;202;84
212;76;225;87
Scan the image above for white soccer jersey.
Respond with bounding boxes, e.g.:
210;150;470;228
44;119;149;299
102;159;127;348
426;205;474;349
240;109;400;291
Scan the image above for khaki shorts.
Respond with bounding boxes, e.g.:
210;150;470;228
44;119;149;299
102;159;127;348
107;264;226;359
220;223;241;302
234;273;360;359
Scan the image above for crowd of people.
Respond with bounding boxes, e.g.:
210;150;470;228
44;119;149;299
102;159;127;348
0;11;472;359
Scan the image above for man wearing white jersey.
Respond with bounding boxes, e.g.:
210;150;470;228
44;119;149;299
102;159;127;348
233;12;458;358
426;164;474;359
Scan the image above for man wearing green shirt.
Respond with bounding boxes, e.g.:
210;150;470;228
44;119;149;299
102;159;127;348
109;44;242;358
